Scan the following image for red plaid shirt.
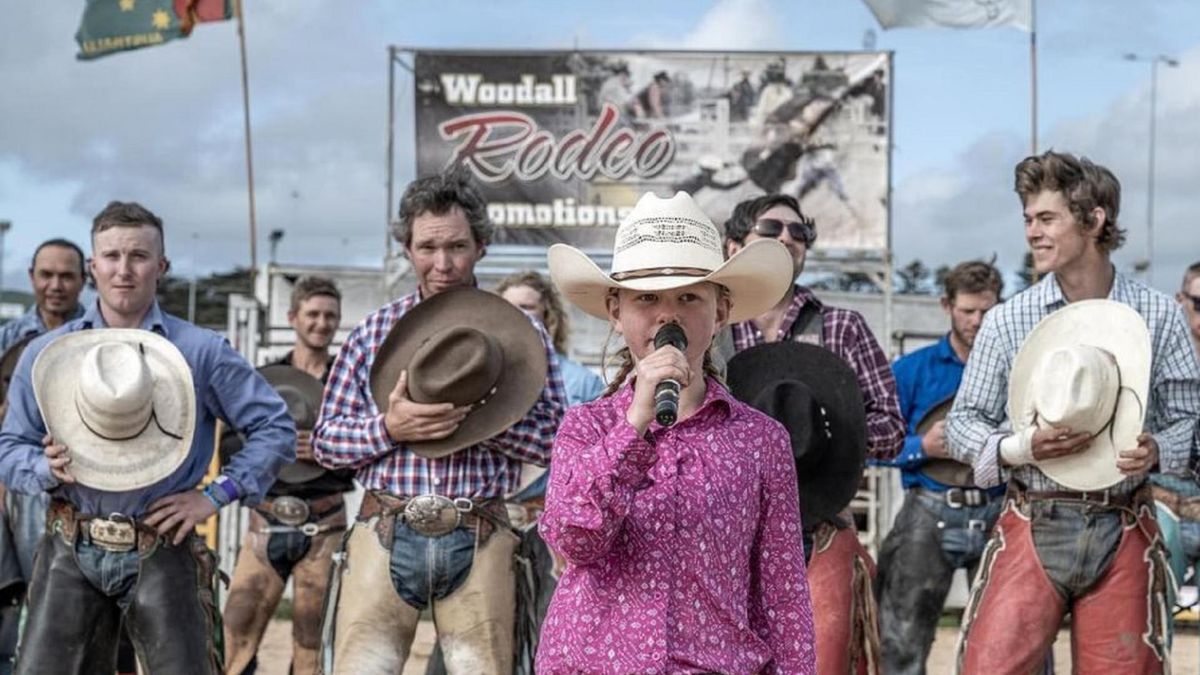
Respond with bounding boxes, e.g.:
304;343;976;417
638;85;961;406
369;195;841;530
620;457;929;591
730;285;904;460
313;291;566;499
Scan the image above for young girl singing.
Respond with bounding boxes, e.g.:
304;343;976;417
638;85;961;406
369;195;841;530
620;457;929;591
537;192;816;674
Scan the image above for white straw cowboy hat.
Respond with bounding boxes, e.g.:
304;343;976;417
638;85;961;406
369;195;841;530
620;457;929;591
370;286;548;459
32;329;195;491
1008;299;1151;491
548;191;794;323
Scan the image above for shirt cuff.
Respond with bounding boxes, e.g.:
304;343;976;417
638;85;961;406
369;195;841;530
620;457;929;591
973;432;1010;489
998;428;1036;468
211;475;240;504
605;420;658;488
370;414;395;451
34;458;60;492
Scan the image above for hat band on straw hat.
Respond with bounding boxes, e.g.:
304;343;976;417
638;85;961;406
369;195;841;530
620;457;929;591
611;267;713;282
75;397;184;442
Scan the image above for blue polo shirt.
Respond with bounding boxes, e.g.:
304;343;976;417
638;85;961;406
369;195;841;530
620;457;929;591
0;300;296;517
879;334;1003;494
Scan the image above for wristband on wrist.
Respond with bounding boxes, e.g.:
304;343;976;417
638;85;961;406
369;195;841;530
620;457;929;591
201;485;224;510
211;475;240;504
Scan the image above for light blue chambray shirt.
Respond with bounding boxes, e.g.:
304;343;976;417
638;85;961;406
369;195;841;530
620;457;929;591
558;354;604;408
946;268;1200;495
0;303;85;353
0;300;296;517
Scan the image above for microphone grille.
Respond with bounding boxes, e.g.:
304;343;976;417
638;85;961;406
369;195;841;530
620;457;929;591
654;323;688;350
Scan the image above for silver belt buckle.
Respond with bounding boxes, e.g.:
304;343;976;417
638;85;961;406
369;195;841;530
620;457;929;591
404;494;463;537
89;518;137;552
272;496;311;527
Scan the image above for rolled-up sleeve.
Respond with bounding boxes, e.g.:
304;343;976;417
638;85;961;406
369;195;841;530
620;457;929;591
204;339;295;506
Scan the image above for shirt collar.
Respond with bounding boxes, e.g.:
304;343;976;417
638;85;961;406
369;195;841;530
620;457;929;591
935;334;963;365
1038;264;1124;309
81;299;169;337
792;284;824;312
22;302;84;332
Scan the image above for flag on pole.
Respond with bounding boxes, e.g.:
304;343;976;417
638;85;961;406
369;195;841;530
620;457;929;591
75;0;232;60
861;0;1033;31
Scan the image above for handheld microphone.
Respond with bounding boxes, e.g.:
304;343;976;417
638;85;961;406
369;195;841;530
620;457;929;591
653;323;688;427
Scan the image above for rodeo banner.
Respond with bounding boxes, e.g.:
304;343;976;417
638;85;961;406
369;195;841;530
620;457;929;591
414;50;891;253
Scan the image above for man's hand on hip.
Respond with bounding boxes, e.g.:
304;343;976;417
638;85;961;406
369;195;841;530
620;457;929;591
144;491;217;546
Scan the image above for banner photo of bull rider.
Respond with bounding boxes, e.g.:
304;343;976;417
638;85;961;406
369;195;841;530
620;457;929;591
413;49;891;255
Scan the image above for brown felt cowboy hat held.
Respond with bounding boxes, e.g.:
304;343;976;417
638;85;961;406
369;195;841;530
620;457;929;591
258;364;327;483
370;286;548;459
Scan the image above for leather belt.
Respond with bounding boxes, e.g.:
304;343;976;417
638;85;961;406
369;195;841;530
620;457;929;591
1023;489;1134;507
47;500;161;554
916;486;991;509
253;493;345;537
358;491;507;541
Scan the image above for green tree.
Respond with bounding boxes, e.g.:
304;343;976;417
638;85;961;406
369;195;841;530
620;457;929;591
1014;251;1035;292
933;264;951;296
157;267;253;329
895;259;931;294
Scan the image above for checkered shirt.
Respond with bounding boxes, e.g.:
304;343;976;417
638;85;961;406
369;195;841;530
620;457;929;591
730;285;905;461
312;291;566;499
945;270;1200;495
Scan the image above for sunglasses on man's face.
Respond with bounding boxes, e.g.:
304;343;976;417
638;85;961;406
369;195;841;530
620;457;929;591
752;218;815;244
1183;293;1200;312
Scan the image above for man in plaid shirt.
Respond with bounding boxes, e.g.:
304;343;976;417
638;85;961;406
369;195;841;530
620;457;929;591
724;193;903;675
313;172;565;673
946;151;1200;673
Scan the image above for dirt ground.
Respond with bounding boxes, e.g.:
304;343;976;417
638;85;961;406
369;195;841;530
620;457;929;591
254;618;1200;673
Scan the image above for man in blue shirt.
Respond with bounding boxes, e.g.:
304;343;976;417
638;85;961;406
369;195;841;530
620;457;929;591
0;201;295;674
874;260;1003;675
0;238;86;675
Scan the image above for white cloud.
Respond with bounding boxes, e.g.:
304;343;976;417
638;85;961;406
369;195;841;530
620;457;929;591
631;0;780;51
891;45;1200;293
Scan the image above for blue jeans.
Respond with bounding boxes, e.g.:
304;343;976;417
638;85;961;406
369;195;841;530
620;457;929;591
876;488;1003;675
73;539;141;608
388;519;477;610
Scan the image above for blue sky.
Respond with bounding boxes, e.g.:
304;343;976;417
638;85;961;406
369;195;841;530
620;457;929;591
2;0;1198;293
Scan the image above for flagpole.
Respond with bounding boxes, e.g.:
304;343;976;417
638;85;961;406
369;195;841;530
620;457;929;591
1029;0;1039;286
1029;0;1038;155
234;0;259;289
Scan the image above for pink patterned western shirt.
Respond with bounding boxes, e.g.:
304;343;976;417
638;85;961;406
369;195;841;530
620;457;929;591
537;377;816;674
